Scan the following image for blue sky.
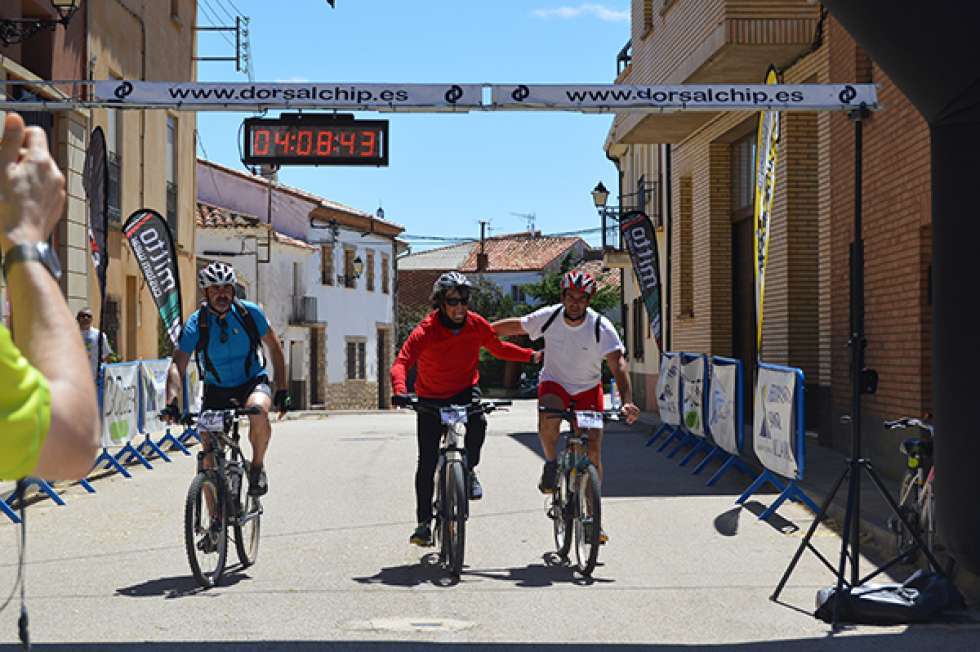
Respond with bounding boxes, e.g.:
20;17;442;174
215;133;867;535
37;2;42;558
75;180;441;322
195;1;630;248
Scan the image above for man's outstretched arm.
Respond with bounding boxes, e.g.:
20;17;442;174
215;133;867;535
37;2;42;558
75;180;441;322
490;317;527;338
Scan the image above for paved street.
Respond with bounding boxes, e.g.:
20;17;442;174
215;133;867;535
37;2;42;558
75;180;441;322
1;401;978;650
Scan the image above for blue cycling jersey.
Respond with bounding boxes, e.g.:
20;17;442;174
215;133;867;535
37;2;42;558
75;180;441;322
178;300;270;388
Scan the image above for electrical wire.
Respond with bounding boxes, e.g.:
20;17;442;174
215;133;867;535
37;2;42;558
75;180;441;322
199;0;236;48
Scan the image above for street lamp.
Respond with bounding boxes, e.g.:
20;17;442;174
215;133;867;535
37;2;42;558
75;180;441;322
352;255;364;278
591;181;610;209
0;0;80;46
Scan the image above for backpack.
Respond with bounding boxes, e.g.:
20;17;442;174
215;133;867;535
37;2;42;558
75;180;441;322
194;299;264;385
540;306;603;343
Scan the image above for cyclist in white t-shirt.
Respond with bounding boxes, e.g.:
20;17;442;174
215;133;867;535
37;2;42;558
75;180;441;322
493;270;640;543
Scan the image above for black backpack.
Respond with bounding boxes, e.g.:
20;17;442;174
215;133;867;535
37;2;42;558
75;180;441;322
193;300;264;385
540;306;604;343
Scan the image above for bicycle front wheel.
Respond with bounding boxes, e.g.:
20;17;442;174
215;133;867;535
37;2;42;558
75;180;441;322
572;464;602;577
185;471;228;588
234;494;262;568
552;467;573;558
894;473;920;561
445;461;467;577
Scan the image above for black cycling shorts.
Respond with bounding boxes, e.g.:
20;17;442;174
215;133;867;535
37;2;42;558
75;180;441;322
203;375;272;410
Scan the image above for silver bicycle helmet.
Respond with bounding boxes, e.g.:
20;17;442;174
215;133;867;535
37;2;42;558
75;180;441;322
198;261;237;289
430;271;472;306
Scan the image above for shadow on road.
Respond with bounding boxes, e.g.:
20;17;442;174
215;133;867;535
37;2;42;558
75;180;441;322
115;568;250;599
351;553;458;588
15;632;980;652
464;553;615;588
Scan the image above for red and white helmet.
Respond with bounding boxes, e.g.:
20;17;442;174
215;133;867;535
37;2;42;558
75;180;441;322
561;269;597;296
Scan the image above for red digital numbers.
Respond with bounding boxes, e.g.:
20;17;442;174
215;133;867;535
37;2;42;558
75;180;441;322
296;130;313;156
316;130;333;155
252;129;271;156
359;130;377;157
338;130;356;155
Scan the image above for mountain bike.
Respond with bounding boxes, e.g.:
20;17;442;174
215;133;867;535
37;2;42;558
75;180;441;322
396;395;511;578
179;405;264;588
540;405;621;577
885;416;935;562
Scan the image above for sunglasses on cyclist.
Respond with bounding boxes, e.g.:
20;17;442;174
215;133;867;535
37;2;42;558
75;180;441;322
443;296;469;306
218;318;229;344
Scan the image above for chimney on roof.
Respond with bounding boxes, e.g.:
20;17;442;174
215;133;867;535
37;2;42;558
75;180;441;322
477;220;489;272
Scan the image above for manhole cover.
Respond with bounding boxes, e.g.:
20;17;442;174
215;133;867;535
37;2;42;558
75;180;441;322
341;618;477;633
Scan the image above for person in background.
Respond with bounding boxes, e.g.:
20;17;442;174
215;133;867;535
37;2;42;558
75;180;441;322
0;111;100;480
77;306;113;380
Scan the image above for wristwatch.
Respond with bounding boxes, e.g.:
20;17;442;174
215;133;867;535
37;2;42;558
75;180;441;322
2;242;63;281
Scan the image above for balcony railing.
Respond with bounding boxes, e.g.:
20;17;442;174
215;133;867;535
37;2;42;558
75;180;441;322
290;296;318;324
616;39;632;78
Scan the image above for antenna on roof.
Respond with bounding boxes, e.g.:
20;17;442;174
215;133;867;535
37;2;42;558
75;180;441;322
510;211;536;237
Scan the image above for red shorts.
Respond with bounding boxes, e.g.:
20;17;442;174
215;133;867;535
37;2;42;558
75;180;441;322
538;381;604;411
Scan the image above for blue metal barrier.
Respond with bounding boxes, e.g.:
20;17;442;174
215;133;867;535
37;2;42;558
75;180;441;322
736;362;819;520
701;356;754;485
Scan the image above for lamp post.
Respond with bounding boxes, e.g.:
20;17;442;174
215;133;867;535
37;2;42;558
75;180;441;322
0;0;80;46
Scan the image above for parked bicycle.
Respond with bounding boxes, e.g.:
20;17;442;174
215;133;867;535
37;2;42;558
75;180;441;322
395;395;511;578
885;416;935;562
540;405;621;577
177;405;264;588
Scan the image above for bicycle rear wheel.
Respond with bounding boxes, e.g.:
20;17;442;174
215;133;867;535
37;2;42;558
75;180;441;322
892;473;920;561
572;464;602;577
185;471;227;587
552;467;573;558
445;461;467;577
234;494;261;568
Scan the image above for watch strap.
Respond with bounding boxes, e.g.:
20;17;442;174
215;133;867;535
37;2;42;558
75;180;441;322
3;243;49;279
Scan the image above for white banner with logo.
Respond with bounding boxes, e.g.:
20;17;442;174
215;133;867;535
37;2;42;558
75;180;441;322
753;365;800;479
491;83;877;112
94;81;483;110
680;354;706;437
708;359;740;456
185;361;203;415
101;362;140;448
655;353;681;427
140;359;170;435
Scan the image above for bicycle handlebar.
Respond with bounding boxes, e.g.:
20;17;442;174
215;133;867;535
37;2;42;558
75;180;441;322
883;417;934;434
175;405;264;426
392;395;511;415
538;405;623;422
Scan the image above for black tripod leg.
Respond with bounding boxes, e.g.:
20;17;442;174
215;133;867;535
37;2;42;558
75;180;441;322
772;464;850;601
830;459;864;630
861;461;947;577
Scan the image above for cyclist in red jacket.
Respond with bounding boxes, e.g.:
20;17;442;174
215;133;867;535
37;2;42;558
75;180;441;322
392;272;541;546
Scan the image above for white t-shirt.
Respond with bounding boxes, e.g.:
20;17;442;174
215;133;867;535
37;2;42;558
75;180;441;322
521;305;624;395
80;327;112;379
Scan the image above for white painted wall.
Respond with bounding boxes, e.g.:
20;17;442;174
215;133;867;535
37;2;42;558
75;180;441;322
480;271;544;304
306;226;397;385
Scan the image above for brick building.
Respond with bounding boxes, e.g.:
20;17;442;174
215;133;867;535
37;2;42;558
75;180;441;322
605;0;932;477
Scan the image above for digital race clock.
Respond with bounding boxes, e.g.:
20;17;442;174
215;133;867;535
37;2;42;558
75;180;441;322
243;114;388;166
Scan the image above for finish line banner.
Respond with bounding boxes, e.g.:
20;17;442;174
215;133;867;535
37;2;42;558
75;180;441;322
491;83;877;112
94;81;483;110
91;81;877;112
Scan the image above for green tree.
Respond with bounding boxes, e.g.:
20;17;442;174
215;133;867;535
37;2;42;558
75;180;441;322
521;254;620;314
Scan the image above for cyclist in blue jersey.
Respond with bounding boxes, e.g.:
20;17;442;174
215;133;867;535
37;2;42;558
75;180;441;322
162;261;289;496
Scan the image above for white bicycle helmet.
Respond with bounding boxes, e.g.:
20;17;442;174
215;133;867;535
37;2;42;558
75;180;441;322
198;261;237;289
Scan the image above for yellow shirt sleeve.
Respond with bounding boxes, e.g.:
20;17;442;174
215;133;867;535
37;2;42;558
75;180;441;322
0;324;52;480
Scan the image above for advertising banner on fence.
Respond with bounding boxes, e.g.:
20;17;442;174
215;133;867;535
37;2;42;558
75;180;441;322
620;210;663;353
655;353;681;426
141;359;170;435
101;363;140;448
123;209;183;346
754;67;782;355
709;359;740;456
753;365;799;479
185;362;203;414
491;83;877;112
94;81;483;110
681;354;706;437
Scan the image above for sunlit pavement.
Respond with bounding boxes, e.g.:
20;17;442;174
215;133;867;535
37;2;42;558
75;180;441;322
2;400;978;650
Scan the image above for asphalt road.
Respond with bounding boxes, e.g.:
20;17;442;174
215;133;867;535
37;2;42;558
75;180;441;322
1;400;977;650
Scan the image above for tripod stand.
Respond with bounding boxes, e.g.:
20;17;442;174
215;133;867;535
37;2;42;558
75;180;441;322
769;106;947;628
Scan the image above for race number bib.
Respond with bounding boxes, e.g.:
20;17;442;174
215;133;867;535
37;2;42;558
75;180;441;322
575;411;604;430
440;406;468;426
198;410;225;432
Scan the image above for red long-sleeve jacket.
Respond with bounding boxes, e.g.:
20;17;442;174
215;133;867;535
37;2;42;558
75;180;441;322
391;310;533;399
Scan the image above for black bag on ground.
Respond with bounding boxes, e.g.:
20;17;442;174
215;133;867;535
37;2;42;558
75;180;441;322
815;570;964;625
